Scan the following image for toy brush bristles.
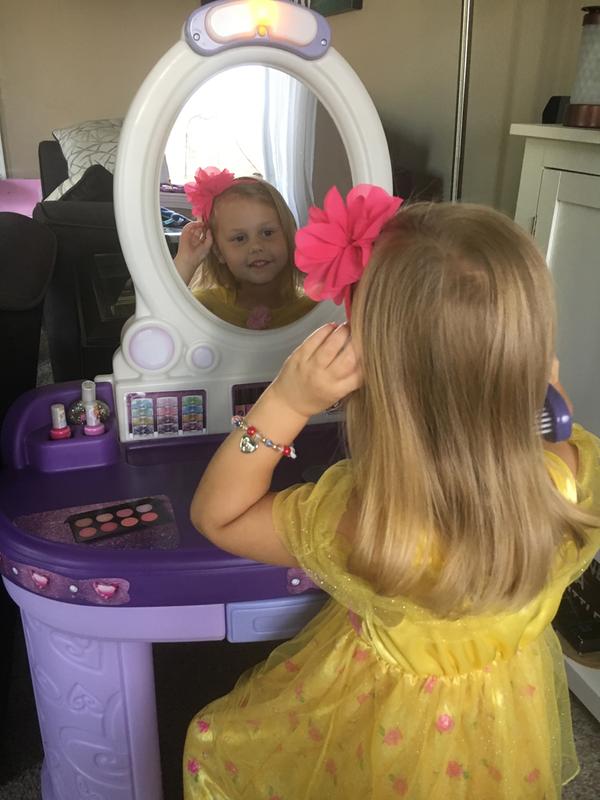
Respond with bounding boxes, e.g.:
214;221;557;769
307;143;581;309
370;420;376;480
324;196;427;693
538;384;572;443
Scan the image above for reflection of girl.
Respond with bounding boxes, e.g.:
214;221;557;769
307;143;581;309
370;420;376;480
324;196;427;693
174;167;316;329
183;189;600;799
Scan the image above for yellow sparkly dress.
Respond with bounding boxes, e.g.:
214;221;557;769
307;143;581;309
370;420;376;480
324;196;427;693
192;286;316;329
183;425;600;799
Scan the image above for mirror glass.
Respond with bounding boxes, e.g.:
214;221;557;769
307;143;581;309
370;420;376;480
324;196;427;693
159;65;352;330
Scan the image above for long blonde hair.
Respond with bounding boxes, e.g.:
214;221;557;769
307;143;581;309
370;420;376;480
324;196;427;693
346;202;592;617
194;179;303;300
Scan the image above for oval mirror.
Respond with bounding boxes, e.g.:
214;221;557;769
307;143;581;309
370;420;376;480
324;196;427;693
158;65;352;330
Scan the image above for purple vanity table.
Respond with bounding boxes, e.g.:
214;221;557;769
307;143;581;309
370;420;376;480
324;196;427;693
0;381;335;800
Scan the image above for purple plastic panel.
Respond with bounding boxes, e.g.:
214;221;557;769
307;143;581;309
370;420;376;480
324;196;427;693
25;418;120;472
185;0;331;61
4;578;226;641
0;381;344;608
1;381;117;471
226;593;328;642
7;580;226;800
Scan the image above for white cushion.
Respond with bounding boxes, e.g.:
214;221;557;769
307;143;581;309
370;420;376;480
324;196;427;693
46;118;122;200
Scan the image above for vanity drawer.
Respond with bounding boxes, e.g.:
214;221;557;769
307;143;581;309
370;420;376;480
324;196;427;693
226;593;327;642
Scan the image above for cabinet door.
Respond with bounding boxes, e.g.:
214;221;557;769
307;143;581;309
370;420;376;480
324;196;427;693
535;169;600;436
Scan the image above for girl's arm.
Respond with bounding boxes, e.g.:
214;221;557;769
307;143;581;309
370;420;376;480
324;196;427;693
173;221;212;286
190;323;362;565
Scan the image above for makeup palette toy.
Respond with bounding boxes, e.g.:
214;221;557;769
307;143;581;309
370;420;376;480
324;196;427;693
0;3;392;799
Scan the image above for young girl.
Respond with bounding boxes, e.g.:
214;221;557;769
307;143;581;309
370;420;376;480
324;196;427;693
183;188;600;799
174;166;316;329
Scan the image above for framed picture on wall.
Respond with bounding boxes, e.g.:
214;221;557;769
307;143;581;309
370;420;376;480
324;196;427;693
311;0;362;14
200;0;363;15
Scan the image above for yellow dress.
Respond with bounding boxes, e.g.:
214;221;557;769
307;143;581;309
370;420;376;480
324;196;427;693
183;424;600;799
192;286;317;329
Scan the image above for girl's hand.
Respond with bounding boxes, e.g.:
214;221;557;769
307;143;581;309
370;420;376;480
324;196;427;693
269;323;363;419
173;220;213;285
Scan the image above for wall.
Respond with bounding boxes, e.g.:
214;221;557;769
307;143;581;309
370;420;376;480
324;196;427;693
0;0;197;177
326;0;584;212
0;0;586;213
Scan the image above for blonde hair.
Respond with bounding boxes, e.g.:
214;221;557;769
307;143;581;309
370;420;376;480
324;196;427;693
194;179;303;300
346;201;593;617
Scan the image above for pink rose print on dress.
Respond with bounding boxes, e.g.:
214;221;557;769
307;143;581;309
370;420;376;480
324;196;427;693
525;768;540;783
446;761;464;778
294;682;305;703
522;684;536;697
197;719;210;733
436;714;455;733
353;647;369;662
284;659;300;673
388;775;408;796
308;723;323;742
187;758;200;775
246;305;272;330
381;726;403;746
325;758;337;779
348;609;363;635
423;676;438;693
356;741;364;769
225;760;239;777
484;762;502;782
288;710;300;731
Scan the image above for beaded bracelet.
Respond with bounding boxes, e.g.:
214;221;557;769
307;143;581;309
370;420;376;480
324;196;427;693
231;415;297;459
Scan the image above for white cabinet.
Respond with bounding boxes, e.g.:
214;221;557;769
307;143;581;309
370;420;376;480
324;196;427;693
511;124;600;724
511;124;600;437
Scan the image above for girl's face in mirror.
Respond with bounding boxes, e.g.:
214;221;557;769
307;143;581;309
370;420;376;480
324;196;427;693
213;195;289;290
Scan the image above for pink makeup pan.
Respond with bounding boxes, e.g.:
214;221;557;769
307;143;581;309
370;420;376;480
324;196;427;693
66;497;172;543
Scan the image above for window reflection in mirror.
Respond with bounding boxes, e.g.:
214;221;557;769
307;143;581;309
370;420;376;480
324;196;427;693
160;65;352;330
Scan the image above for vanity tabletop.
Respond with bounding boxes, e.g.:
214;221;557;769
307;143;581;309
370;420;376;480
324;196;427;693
0;382;342;608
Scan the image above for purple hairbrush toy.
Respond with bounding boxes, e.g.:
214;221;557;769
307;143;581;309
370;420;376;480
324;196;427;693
538;384;572;443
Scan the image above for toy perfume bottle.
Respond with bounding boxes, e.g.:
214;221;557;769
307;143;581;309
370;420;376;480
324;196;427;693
67;380;110;426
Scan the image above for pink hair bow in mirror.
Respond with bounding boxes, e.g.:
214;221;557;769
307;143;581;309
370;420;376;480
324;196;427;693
184;166;236;221
295;184;403;318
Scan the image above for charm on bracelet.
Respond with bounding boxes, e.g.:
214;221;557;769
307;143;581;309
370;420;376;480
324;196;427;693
232;416;297;459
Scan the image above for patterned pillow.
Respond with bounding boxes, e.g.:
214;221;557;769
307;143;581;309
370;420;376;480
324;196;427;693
46;118;122;200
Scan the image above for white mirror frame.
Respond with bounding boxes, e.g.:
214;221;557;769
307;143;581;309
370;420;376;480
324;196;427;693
110;31;392;440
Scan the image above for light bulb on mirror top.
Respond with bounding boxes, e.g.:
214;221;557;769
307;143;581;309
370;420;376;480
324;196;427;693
565;5;600;128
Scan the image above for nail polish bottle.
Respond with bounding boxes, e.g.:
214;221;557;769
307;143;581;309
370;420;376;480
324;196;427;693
49;403;72;440
83;399;105;436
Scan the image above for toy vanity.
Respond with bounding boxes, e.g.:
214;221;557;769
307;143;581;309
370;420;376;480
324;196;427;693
0;3;392;798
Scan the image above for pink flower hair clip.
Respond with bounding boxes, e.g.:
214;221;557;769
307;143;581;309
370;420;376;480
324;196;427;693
184;166;237;221
295;184;403;318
